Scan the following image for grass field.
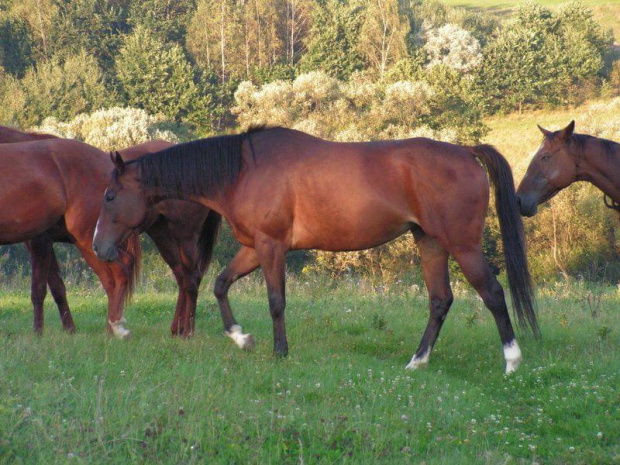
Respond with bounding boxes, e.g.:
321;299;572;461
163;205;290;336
441;0;620;45
1;276;618;463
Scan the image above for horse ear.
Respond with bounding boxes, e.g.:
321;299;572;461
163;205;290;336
559;120;575;140
110;151;125;172
537;124;552;137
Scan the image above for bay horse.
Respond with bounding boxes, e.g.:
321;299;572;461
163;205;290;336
0;137;140;336
0;125;222;338
94;127;538;373
517;121;620;217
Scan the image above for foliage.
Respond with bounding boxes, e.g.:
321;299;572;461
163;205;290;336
34;106;181;152
298;0;365;80
0;50;109;128
115;26;208;125
423;22;482;73
474;1;611;113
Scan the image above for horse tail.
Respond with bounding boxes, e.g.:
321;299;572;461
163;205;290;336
121;232;142;304
197;210;222;274
471;144;540;337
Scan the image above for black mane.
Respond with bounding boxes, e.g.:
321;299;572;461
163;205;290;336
570;133;620;159
127;128;264;198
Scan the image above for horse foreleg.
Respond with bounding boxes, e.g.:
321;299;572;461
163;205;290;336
452;246;521;374
168;265;186;336
77;245;132;338
255;237;288;357
27;236;53;334
214;246;259;350
47;249;76;333
407;233;453;370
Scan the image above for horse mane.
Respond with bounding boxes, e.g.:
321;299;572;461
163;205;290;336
127;127;267;198
569;133;620;159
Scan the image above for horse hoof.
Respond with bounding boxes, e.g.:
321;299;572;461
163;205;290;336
405;350;430;370
226;325;254;350
241;334;255;351
405;359;428;370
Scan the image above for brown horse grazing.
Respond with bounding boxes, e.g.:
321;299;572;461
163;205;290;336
517;121;620;217
94;127;538;373
0;125;222;338
0;138;141;336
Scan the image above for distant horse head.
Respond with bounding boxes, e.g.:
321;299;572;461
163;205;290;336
93;152;149;262
516;121;578;217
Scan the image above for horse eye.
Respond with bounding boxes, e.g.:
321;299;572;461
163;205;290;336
105;193;115;202
541;154;551;161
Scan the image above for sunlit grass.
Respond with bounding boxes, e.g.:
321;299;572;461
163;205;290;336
1;277;618;463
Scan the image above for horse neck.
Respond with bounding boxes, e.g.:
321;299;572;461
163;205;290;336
578;139;620;203
146;186;225;216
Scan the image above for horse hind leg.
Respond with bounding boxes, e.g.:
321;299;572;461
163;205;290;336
452;246;521;374
214;246;260;350
406;232;453;370
27;236;53;335
47;249;76;333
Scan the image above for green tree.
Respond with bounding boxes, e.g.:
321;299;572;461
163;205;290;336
299;0;364;80
1;49;108;127
128;0;195;43
49;0;130;69
0;14;34;77
116;26;207;124
357;0;410;79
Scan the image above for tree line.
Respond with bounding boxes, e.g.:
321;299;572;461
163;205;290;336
0;0;619;285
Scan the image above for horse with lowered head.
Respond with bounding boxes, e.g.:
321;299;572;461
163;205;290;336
0;125;220;338
94;127;539;373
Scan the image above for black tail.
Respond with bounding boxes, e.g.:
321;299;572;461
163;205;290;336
197;210;222;274
471;145;540;337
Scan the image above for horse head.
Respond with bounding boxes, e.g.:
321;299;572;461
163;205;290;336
93;152;150;262
516;121;577;217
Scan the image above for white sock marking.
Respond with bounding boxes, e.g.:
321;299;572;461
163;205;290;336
405;349;430;370
109;318;132;339
226;325;255;350
503;339;522;374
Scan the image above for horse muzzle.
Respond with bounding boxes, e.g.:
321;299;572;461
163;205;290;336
93;243;120;262
516;194;538;218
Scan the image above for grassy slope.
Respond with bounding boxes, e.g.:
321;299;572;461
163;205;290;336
0;278;618;464
482;98;620;177
442;0;620;44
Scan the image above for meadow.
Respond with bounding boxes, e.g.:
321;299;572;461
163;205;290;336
0;273;618;464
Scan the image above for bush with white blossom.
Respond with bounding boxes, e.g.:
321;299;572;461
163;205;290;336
34;107;180;151
423;23;482;73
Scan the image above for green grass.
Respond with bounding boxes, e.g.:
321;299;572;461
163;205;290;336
1;278;618;463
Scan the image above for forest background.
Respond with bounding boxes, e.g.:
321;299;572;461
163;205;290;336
1;0;620;288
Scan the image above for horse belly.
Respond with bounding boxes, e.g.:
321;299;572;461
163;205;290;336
0;187;64;244
290;207;413;252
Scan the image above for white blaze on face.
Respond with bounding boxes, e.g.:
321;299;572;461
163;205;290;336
503;339;522;374
109;318;132;339
226;325;255;350
405;349;430;370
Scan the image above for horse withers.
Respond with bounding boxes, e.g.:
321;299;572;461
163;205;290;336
94;127;538;373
